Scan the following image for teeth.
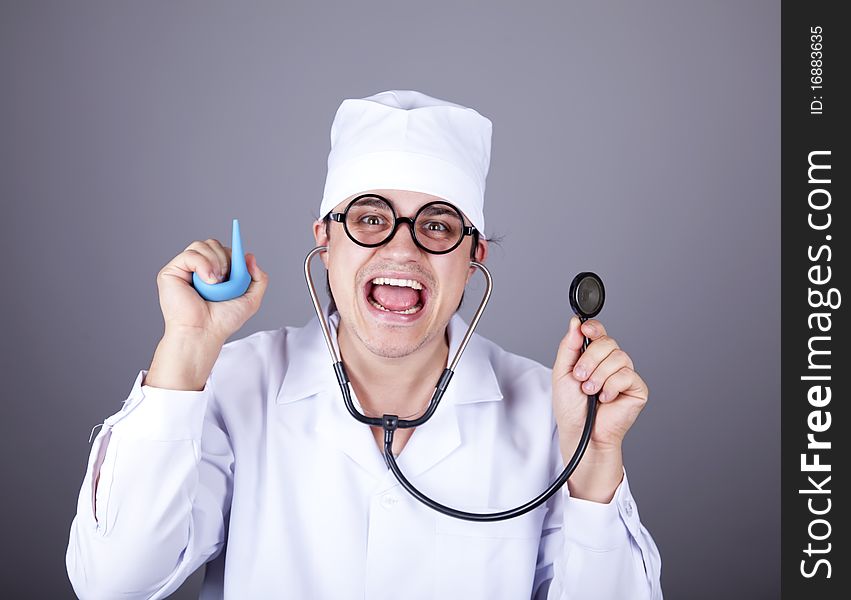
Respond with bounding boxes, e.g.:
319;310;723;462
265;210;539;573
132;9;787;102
371;277;423;290
368;297;423;315
368;276;425;315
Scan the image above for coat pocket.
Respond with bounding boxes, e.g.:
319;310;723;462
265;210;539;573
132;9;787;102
433;504;548;598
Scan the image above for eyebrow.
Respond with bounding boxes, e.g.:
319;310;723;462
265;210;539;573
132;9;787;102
350;196;391;210
419;205;457;218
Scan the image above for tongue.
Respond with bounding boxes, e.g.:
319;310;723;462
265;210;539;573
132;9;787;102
372;284;421;311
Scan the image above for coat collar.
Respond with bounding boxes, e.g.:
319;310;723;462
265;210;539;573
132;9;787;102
276;304;504;407
275;304;503;480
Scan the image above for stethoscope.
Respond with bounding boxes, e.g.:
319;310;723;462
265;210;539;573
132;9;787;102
194;219;606;522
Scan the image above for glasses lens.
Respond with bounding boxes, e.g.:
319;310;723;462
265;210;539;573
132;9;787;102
414;203;464;252
345;197;395;245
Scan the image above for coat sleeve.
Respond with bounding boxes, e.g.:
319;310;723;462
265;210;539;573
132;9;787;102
530;427;663;599
65;368;234;600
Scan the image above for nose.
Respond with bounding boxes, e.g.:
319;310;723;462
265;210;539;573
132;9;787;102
378;217;421;260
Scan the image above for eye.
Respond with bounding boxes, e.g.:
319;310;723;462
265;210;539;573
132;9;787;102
360;214;385;226
424;221;448;232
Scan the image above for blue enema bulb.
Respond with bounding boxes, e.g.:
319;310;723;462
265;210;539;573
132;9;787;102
191;219;252;302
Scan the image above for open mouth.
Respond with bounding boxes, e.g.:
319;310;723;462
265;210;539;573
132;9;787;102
365;276;427;316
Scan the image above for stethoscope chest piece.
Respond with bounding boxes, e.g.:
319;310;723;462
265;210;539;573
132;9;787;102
569;272;605;320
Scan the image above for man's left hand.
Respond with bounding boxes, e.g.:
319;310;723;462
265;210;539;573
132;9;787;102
552;316;649;503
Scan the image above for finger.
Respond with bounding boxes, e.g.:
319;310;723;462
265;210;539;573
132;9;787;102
553;315;584;380
241;253;269;305
572;335;620;381
580;348;634;396
184;242;225;281
163;248;219;284
203;238;231;278
581;318;608;341
599;367;648;404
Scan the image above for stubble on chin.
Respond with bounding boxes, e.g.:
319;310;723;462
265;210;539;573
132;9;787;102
350;314;452;360
353;324;433;359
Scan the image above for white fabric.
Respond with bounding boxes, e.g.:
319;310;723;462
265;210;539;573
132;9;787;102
320;90;492;236
66;308;662;599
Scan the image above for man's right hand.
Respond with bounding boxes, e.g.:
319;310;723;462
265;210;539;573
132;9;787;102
146;238;269;391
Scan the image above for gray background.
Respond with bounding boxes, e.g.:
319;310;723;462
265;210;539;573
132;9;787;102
0;1;779;597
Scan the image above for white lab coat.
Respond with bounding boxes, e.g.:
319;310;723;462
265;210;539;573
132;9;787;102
66;307;662;599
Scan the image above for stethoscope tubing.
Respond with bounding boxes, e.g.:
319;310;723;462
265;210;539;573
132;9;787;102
304;246;597;521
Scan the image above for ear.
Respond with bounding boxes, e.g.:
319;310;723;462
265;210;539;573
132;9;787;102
467;237;489;280
474;237;489;263
313;219;330;268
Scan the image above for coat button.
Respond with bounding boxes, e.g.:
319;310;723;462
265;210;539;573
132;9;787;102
623;499;634;517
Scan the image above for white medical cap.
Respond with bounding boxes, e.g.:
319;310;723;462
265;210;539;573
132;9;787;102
320;89;493;236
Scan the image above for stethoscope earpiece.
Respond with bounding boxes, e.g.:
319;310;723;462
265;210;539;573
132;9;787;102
192;219;252;302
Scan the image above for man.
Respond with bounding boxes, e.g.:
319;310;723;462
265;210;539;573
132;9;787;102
67;90;662;599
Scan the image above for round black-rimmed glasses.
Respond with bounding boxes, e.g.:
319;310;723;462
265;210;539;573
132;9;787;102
328;194;477;255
